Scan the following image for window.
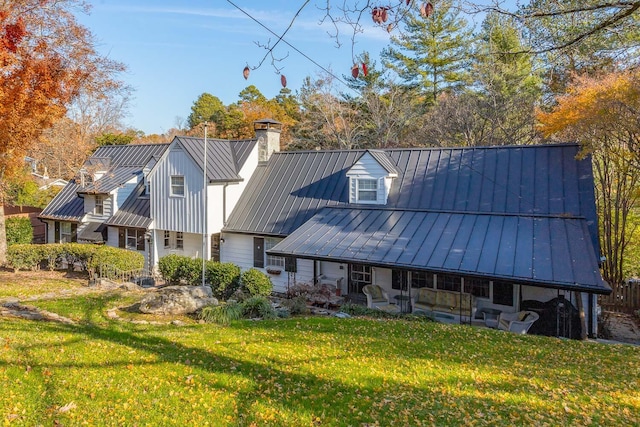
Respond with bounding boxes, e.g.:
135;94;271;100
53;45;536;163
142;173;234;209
348;264;372;294
265;237;285;268
60;222;72;243
357;179;378;202
176;232;184;249
492;281;514;306
164;230;170;248
170;176;185;196
95;195;104;215
392;270;408;291
411;271;434;289
436;273;461;292
125;228;145;251
463;277;490;298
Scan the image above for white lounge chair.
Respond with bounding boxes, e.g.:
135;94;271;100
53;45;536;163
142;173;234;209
362;284;400;313
498;311;539;334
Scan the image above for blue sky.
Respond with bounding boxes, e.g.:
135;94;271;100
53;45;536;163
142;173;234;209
77;1;492;135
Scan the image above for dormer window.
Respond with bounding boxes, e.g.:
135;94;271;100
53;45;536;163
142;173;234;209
357;179;378;202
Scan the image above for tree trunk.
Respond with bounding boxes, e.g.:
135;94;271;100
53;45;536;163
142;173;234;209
574;291;588;340
0;203;6;266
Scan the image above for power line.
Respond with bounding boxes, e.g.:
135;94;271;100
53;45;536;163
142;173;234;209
225;0;351;88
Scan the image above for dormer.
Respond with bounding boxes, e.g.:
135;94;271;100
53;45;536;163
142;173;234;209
346;150;399;205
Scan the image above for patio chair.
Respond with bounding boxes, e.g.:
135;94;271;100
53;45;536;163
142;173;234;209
497;311;539;334
362;284;400;313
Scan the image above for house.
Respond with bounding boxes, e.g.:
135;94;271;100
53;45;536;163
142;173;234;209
221;144;610;337
39;143;169;264
39;119;281;269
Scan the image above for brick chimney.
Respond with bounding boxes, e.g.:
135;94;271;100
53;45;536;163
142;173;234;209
254;119;282;162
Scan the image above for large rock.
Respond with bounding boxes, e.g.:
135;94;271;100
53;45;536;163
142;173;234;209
139;285;217;315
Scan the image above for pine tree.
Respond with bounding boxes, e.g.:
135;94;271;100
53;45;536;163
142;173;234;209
381;0;474;102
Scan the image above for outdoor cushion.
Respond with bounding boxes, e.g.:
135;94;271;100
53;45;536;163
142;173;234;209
368;285;383;300
417;288;437;305
519;311;529;321
437;291;459;309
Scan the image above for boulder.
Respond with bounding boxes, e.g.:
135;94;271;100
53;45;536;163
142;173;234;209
139;285;217;315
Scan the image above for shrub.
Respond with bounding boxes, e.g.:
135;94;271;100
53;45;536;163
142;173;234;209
6;217;33;245
282;295;310;315
240;268;273;297
158;254;183;284
62;243;98;271
198;301;243;325
340;303;394;318
205;261;241;299
242;295;276;319
6;244;42;270
90;246;144;273
158;255;203;285
176;257;202;286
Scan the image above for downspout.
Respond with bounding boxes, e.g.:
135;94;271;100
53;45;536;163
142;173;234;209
223;184;228;225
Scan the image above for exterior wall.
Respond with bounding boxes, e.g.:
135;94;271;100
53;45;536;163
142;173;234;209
105;226;150;270
221;232;314;293
224;147;259;224
114;177;139;212
150;145;205;234
83;194;113;223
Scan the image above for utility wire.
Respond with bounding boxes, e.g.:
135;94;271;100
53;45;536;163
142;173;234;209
225;0;351;88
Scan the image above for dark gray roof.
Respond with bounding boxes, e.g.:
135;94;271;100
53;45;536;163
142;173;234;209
105;181;151;229
40;144;169;222
366;150;400;175
173;137;257;182
77;222;106;242
268;207;609;294
78;167;141;194
224;144;598;248
39;180;84;221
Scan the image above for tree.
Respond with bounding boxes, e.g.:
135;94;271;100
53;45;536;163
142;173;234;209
381;1;474;102
0;0;126;264
537;70;640;287
187;93;226;130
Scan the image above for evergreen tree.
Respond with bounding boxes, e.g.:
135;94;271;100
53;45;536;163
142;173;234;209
187;93;225;130
381;0;474;102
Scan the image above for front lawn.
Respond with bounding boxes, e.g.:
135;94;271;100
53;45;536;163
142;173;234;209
0;275;638;426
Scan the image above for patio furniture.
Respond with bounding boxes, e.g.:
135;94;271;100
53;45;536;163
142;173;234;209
497;311;539;334
411;287;475;321
362;285;400;313
393;294;412;313
482;308;501;328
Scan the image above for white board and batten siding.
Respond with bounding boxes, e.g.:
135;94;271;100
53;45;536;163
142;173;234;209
221;232;314;293
150;145;206;234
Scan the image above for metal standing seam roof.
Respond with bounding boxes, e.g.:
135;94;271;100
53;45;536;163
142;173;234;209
77;222;106;242
174;136;258;182
40;143;170;222
39;180;84;221
224;144;598;245
267;207;609;294
105;181;152;229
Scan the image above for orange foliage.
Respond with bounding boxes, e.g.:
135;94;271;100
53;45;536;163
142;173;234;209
537;71;640;151
0;0;100;196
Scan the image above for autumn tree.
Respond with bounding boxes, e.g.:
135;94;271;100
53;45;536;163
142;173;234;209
537;70;640;287
0;0;126;264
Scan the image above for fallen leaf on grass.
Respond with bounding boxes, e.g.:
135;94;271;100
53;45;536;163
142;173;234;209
58;402;77;413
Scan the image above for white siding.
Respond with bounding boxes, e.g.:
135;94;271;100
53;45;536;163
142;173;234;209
221;232;314;293
83;194;113;223
224;146;259;223
114;177;139;212
346;152;391;204
150;146;205;234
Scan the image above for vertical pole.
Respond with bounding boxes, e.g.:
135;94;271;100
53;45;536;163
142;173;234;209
202;122;208;287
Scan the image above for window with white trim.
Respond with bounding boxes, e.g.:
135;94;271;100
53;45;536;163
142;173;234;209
265;237;285;268
357;178;378;202
95;195;104;215
60;222;72;243
176;232;184;249
170;176;185;196
164;230;170;248
125;228;145;251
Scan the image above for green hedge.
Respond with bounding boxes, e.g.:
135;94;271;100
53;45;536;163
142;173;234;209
6;243;144;273
240;268;273;297
158;255;241;296
6;217;33;245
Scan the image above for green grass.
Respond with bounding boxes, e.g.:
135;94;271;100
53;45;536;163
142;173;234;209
0;272;639;426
